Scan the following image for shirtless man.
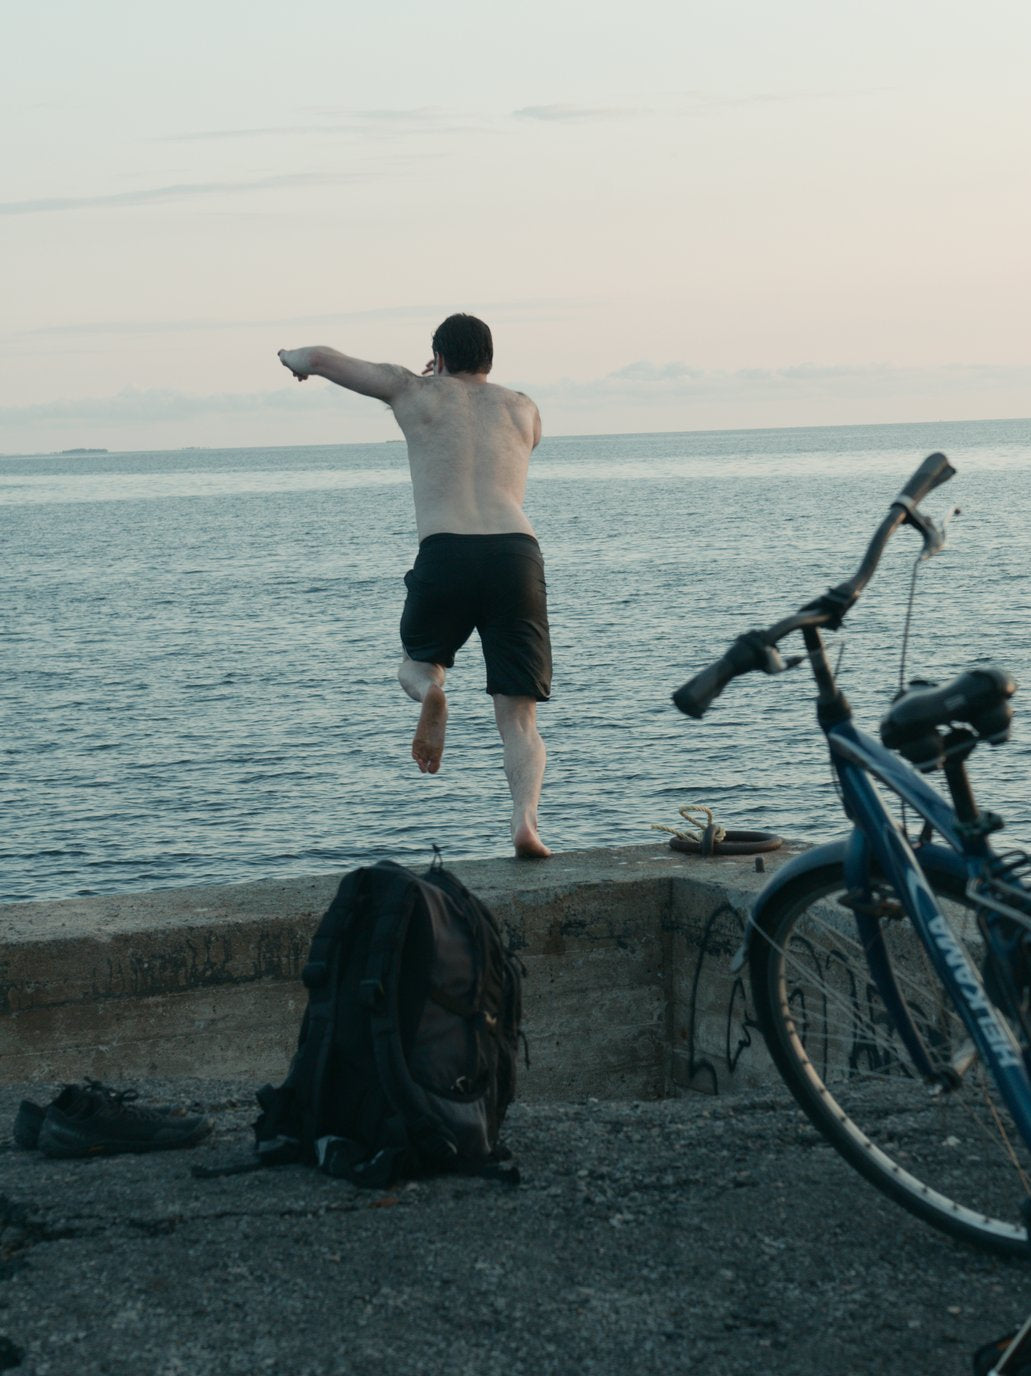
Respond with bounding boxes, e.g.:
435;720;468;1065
278;313;552;859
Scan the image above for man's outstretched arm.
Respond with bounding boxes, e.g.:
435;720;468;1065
278;347;414;402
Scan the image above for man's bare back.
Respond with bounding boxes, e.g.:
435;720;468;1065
276;346;540;541
393;373;540;540
277;313;551;858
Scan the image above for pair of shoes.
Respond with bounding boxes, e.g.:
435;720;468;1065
12;1080;212;1157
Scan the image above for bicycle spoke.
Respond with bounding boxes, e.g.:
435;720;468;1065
751;863;1031;1256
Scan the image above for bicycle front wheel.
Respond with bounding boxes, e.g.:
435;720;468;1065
749;859;1031;1257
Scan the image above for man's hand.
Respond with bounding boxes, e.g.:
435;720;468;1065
276;345;409;401
421;358;435;376
278;348;310;381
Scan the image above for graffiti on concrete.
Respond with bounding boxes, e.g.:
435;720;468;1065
674;900;762;1096
676;896;923;1095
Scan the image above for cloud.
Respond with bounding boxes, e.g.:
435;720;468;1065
608;361;706;383
0;172;359;217
18;309;436;340
513;104;645;122
13;299;583;340
663;86;890;116
159;107;484;143
149;92;872;150
307;105;449;124
7;362;1028;459
158;125;344;142
512;90;883;125
533;360;1031;405
0;385;359;426
8;361;1031;433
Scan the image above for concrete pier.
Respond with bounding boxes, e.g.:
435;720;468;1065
0;841;803;1096
3;842;1016;1376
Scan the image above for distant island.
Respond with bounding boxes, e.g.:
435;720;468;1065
59;448;109;455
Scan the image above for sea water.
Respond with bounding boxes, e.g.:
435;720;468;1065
2;418;1028;903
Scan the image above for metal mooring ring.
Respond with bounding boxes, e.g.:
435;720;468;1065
669;829;783;857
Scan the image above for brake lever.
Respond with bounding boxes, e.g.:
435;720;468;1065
920;505;961;561
895;498;959;561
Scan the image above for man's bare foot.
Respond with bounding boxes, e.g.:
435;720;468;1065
412;684;447;774
513;820;551;859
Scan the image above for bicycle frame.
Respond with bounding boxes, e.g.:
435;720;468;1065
746;714;1031;1152
682;454;1031;1247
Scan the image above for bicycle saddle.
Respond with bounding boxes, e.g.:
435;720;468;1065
880;665;1017;768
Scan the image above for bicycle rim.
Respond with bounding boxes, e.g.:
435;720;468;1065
750;860;1031;1258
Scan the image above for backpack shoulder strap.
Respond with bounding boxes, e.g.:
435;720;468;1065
301;866;370;988
356;861;421;1003
357;870;468;1170
284;867;374;1151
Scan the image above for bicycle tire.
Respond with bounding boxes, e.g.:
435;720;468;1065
749;857;1031;1258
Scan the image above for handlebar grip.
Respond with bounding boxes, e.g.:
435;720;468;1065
895;452;955;507
673;657;739;718
673;630;774;718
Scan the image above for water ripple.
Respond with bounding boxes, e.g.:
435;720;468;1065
2;421;1029;902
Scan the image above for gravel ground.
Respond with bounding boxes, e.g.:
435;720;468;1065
0;1080;1026;1375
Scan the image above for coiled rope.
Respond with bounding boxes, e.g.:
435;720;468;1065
652;804;782;857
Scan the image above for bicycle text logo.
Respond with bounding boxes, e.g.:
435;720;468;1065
927;914;1023;1071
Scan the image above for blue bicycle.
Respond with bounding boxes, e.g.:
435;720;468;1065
675;453;1031;1257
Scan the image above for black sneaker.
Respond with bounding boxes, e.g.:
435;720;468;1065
12;1082;194;1150
12;1098;47;1149
33;1082;212;1158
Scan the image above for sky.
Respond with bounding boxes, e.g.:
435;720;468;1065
2;0;1029;455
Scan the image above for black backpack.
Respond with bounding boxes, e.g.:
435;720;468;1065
252;858;524;1188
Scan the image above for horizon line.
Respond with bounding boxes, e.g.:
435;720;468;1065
2;413;1029;462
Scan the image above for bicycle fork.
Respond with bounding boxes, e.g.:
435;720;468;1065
838;784;1031;1156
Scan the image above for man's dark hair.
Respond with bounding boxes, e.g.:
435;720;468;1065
431;314;493;375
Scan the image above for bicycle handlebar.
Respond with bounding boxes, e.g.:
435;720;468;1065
672;630;780;718
673;453;956;719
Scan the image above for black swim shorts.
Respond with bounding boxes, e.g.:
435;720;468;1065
400;532;552;701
